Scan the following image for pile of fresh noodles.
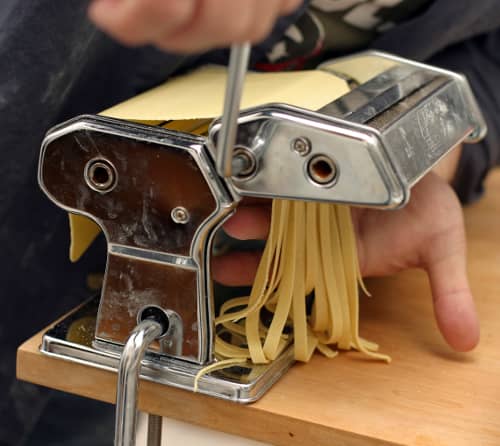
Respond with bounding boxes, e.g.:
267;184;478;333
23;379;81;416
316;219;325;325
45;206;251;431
195;200;390;387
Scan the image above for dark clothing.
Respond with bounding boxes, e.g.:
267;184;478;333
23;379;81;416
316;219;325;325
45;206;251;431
0;1;499;444
0;3;306;445
370;0;500;202
260;0;500;203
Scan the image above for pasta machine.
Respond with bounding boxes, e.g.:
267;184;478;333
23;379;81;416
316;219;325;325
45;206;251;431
37;50;486;440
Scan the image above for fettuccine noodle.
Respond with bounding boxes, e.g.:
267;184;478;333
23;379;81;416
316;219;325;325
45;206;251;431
213;200;390;366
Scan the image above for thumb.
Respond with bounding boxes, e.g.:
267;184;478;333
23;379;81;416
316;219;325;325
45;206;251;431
423;223;479;352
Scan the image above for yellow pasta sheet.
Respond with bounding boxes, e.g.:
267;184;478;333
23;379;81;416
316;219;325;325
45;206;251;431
322;54;397;83
69;214;101;262
100;65;349;121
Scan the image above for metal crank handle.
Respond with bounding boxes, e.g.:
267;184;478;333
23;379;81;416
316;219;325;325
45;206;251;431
216;42;251;178
115;319;164;446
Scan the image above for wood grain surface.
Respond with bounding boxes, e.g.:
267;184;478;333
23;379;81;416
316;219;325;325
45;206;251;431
17;170;500;446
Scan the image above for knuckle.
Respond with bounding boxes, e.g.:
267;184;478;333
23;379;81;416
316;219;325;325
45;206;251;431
114;0;172;45
137;0;156;9
237;6;264;42
111;25;146;46
282;0;302;14
216;12;252;43
249;22;273;43
247;15;275;43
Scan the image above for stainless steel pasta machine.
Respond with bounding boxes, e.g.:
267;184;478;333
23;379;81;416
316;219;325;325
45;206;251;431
37;50;486;444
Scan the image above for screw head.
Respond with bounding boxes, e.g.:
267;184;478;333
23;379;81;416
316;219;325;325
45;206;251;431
171;206;190;224
292;137;311;156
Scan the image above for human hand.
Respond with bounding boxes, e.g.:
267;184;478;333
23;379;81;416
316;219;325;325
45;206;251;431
88;0;301;53
212;171;480;353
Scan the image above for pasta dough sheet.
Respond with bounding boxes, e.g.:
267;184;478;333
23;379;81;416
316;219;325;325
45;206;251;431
322;54;397;84
100;65;349;121
69;214;101;262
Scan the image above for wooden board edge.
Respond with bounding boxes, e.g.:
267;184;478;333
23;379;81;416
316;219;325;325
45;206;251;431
16;328;400;446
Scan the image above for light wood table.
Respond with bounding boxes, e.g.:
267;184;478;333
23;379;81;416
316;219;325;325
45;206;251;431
17;170;500;446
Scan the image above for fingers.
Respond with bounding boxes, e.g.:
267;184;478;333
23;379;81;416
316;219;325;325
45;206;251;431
88;0;302;52
161;0;282;53
423;217;480;352
414;174;479;351
212;202;270;285
223;204;271;240
88;0;196;47
281;0;303;14
212;251;261;286
353;172;480;352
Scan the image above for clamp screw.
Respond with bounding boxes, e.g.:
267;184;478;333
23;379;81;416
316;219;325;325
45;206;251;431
171;207;190;224
292;137;311;156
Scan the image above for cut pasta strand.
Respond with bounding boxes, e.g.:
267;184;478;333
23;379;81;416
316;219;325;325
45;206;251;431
194;358;248;392
212;199;391;366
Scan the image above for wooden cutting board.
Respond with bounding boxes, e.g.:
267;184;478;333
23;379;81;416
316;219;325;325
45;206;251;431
17;169;500;446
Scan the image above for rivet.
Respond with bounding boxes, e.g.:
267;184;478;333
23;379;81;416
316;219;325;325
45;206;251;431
171;207;190;224
292;137;311;156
